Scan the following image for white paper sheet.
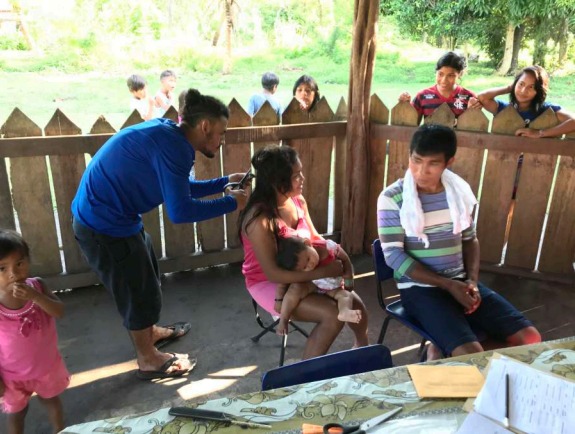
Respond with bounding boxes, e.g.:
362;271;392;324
473;357;575;434
456;411;514;434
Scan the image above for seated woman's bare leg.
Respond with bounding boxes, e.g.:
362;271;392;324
291;290;343;360
346;291;369;348
277;283;315;336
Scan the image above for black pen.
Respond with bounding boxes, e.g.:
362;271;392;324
503;373;510;428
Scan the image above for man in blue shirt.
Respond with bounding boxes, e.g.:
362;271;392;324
72;89;248;380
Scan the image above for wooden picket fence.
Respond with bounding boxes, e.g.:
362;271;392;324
0;97;347;290
0;95;573;291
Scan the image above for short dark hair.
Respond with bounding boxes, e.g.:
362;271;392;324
181;88;229;127
276;237;307;271
410;124;457;162
261;72;279;91
0;230;30;261
127;74;146;92
436;51;467;73
160;69;176;80
510;66;549;114
292;75;321;111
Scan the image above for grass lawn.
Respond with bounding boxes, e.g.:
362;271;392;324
2;46;575;133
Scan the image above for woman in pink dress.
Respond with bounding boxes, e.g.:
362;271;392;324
239;145;369;359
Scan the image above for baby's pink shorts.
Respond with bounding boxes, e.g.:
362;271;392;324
1;359;70;413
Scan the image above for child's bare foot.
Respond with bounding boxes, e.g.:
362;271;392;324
276;318;288;336
338;309;362;323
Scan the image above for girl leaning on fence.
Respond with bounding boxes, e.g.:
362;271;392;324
473;65;575;138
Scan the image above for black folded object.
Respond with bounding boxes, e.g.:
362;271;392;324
169;407;231;422
168;407;271;429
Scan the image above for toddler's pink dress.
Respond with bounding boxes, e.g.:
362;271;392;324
0;278;70;413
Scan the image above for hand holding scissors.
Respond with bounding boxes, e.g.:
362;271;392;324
322;407;402;433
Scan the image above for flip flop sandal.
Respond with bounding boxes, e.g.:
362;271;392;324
154;321;192;349
136;356;197;380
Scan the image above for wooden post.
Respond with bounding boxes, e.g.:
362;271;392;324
342;0;378;254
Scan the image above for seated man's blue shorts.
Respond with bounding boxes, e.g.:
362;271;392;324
400;282;533;355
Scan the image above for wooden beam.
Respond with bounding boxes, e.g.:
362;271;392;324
226;122;346;143
371;124;575;157
43;249;245;291
480;262;574;286
0;134;110;157
0;122;347;158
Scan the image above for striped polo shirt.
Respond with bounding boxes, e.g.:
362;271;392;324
376;179;476;288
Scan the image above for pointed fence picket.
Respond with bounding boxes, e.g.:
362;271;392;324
0;96;573;291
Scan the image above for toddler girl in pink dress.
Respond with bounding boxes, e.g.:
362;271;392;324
0;230;69;434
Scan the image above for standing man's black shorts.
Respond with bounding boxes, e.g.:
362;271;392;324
73;218;161;330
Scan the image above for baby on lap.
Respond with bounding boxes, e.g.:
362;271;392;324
275;236;362;335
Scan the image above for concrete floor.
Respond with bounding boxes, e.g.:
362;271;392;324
11;254;575;433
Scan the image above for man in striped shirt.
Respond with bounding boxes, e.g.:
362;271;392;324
377;125;540;360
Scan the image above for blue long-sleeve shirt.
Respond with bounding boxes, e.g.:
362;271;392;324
72;118;236;237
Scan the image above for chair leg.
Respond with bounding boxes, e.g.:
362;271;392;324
377;316;392;344
251;318;280;342
279;333;287;366
418;338;427;356
418;339;428;362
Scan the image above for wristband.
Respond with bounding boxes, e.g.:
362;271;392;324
274;298;283;302
344;278;354;287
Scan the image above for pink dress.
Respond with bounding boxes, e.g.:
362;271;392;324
242;196;314;314
0;278;70;413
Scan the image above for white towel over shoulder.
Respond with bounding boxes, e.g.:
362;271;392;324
399;169;477;248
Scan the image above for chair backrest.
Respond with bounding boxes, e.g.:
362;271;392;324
261;344;393;390
372;238;395;310
372;238;394;281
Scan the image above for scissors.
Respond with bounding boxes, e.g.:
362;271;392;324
322;407;401;434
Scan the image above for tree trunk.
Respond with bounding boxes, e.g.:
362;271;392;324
222;0;234;74
509;25;524;75
497;23;514;75
557;17;570;68
212;28;221;46
532;18;547;67
341;0;378;254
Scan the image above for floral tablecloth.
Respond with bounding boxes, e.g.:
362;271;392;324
62;337;575;434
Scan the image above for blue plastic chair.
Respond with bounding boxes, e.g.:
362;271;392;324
261;344;393;390
372;238;447;359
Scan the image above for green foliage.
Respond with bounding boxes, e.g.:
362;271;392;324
381;0;575;71
178;50;223;74
0;34;28;50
